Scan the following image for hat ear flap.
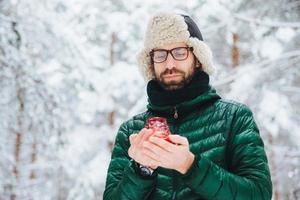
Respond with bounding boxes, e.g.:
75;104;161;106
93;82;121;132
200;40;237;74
137;49;155;81
187;37;216;75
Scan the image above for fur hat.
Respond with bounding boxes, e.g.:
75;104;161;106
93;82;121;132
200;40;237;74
137;12;215;80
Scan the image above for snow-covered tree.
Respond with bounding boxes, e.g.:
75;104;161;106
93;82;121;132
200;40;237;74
1;0;299;199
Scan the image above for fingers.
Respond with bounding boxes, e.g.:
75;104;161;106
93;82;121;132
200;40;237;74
129;134;137;144
135;128;153;145
143;141;167;156
140;128;153;143
148;136;174;152
133;128;146;144
168;135;189;145
142;149;161;165
128;128;158;166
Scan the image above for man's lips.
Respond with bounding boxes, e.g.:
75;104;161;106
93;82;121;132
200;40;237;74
163;74;182;79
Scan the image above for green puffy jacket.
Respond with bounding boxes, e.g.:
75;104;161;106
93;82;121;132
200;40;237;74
103;87;272;200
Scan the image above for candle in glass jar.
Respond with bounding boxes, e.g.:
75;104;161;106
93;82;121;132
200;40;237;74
145;117;171;142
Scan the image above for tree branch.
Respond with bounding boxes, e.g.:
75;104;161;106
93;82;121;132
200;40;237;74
233;13;300;28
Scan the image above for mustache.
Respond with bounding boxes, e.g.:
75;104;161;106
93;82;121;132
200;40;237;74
161;68;185;76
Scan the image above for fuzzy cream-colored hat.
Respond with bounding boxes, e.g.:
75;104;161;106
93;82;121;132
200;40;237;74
137;12;215;81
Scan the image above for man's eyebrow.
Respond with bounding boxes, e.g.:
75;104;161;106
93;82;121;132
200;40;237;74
152;46;188;51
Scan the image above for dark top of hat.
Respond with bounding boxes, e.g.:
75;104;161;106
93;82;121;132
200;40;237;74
181;14;203;41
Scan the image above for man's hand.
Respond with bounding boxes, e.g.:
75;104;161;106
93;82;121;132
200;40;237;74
142;135;195;174
128;128;159;169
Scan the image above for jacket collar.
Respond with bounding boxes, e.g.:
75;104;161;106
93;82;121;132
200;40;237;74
147;86;221;120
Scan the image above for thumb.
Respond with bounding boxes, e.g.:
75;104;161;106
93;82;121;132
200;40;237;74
168;135;189;146
129;134;137;144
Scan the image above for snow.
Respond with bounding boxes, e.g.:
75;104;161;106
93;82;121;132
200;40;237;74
260;37;282;59
62;126;110;181
276;28;296;42
1;0;299;199
258;91;286;137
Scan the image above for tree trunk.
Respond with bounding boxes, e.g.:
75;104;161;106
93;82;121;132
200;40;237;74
10;20;23;200
30;142;37;179
12;86;24;200
267;130;279;200
110;32;117;66
13;133;21;179
232;33;239;67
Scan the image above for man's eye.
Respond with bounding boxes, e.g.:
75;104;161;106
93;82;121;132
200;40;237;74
174;52;186;57
154;52;166;58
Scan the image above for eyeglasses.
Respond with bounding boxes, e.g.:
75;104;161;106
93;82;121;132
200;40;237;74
150;47;193;63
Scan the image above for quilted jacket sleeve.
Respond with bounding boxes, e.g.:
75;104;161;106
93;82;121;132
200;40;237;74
180;104;272;200
103;121;156;200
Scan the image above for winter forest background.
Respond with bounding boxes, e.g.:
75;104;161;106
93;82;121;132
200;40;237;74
0;0;299;199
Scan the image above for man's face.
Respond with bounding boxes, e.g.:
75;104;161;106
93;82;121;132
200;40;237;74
152;42;196;91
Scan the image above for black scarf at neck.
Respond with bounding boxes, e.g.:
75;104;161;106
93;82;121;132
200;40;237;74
147;70;210;106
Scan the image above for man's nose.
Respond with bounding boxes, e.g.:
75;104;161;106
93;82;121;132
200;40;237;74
165;53;176;70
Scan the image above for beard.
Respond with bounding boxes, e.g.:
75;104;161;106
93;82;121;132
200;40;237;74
155;66;196;91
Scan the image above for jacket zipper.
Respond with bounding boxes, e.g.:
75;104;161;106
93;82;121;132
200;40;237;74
173;106;178;119
172;105;179;200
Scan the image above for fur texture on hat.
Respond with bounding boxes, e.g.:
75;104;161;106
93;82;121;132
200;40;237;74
137;12;215;81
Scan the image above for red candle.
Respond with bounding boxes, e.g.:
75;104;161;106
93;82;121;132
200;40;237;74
146;117;171;142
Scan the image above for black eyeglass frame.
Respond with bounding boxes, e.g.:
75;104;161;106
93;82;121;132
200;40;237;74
149;47;194;63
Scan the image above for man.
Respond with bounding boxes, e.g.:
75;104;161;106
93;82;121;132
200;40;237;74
104;12;272;200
